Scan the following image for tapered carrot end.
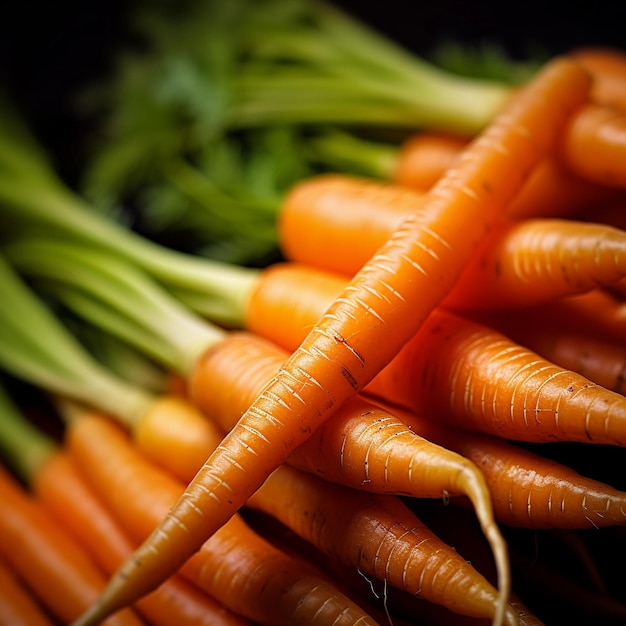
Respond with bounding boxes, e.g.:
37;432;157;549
70;603;111;626
70;581;129;626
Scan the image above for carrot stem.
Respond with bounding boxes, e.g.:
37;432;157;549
3;237;224;377
0;254;153;427
0;98;258;328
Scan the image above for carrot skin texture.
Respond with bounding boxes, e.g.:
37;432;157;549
73;57;590;625
247;464;517;624
0;465;144;626
0;556;54;626
374;402;626;529
66;412;380;626
443;218;626;310
190;329;501;507
482;321;626;395
365;308;626;446
33;451;243;626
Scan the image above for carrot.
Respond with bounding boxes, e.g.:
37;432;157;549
559;102;626;188
390;131;616;218
246;463;520;624
8;198;512;606
35;452;246;626
0;381;251;626
443;217;626;310
278;187;626;309
364;306;626;446
0;464;144;626
64;409;382;626
373;400;626;529
244;262;626;403
136;378;516;622
64;393;515;623
0;555;54;626
393;131;467;190
570;46;626;111
476;319;626;395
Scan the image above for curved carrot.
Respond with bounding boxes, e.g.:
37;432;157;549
73;56;590;626
0;555;54;626
247;463;519;624
189;330;626;530
65;410;381;626
0;464;144;626
560;102;626;188
570;46;626;111
365;307;626;446
376;401;626;529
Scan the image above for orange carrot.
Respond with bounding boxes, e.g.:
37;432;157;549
0;464;144;626
246;463;519;625
443;217;626;310
477;319;626;395
187;329;626;530
72;56;590;626
0;555;54;626
365;307;626;446
392;131;466;189
65;410;381;626
559;102;626;188
373;400;626;529
189;329;499;504
570;46;626;111
276;174;421;277
279;205;626;311
390;131;615;218
244;262;346;352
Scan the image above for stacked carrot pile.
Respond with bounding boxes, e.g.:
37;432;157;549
2;3;626;625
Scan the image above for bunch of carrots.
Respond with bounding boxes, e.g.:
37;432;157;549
2;2;626;625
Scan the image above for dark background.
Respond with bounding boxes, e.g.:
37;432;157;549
1;0;625;178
